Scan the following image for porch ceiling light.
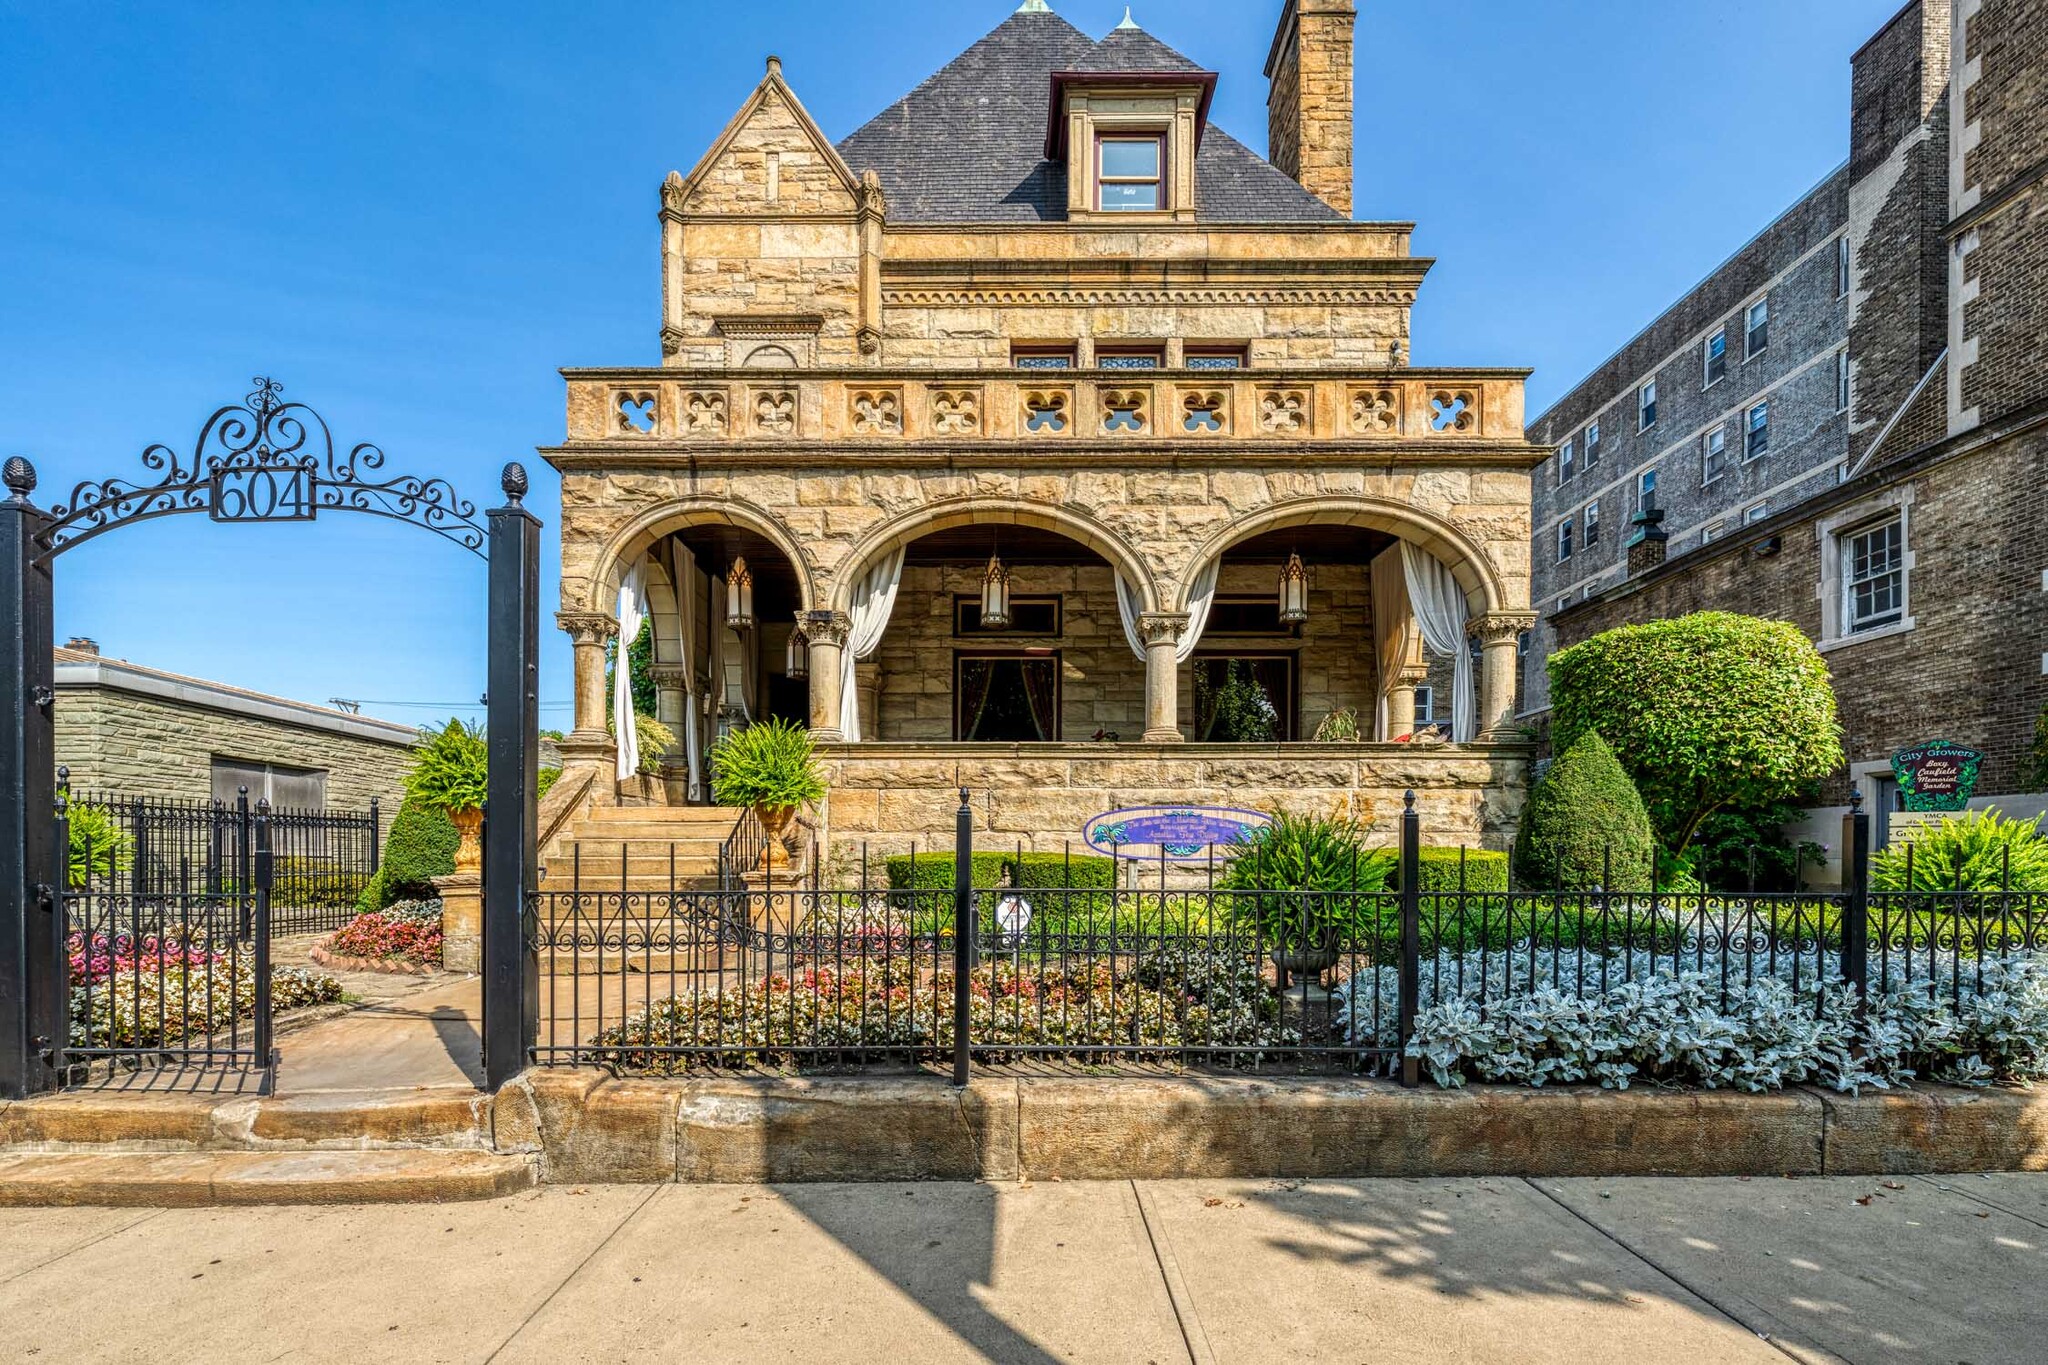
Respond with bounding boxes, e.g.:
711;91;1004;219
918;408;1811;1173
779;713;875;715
786;622;808;679
981;550;1013;630
727;556;755;630
1278;551;1310;625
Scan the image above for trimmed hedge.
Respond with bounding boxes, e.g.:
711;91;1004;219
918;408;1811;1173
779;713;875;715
1405;848;1510;894
1514;732;1656;892
357;793;459;913
884;850;1118;923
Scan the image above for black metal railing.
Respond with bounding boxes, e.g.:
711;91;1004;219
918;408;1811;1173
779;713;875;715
526;794;2048;1079
67;785;379;935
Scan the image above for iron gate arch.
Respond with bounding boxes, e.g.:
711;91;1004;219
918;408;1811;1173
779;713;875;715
0;377;540;1098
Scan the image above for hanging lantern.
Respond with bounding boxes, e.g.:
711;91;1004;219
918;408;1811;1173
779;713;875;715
785;623;808;679
1277;551;1310;625
980;550;1012;630
726;556;755;629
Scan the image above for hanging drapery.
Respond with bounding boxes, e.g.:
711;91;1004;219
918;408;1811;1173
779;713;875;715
1400;543;1474;743
736;613;757;726
707;573;727;740
957;657;995;741
669;539;705;802
1369;543;1418;741
613;560;648;781
840;547;905;741
1114;560;1219;662
1019;658;1058;741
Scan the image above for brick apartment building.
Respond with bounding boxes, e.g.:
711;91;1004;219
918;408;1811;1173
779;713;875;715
1526;0;2048;873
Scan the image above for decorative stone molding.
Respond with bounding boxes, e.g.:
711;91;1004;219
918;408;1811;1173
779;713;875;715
1349;387;1401;435
848;388;903;436
556;611;620;647
1100;388;1150;436
1021;388;1072;436
613;389;658;436
1428;388;1480;434
1470;612;1536;645
751;388;798;436
1178;388;1228;435
660;169;687;213
881;285;1418;309
1136;613;1191;647
800;610;852;650
659;326;685;359
931;388;982;436
682;389;729;436
1258;388;1311;434
647;664;690;689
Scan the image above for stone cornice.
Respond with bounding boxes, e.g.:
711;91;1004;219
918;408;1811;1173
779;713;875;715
541;441;1552;472
881;284;1418;308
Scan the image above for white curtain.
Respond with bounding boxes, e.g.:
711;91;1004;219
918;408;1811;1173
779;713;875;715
1401;543;1474;742
613;560;648;781
708;574;727;734
840;548;905;741
669;540;705;802
1114;560;1218;663
1369;544;1417;740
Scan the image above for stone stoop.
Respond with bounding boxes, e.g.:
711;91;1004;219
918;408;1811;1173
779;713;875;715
540;805;744;892
0;1150;536;1207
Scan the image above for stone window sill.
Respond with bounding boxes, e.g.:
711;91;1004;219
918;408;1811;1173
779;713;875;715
1817;616;1916;654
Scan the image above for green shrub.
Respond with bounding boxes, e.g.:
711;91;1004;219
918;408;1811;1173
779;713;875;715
65;801;128;890
884;851;1011;919
1873;808;2048;893
710;718;827;810
404;719;489;815
537;767;562;801
2023;701;2048;793
1215;811;1392;946
1513;733;1656;892
357;793;459;912
1687;797;1826;892
1405;848;1510;893
609;712;675;777
1549;612;1843;856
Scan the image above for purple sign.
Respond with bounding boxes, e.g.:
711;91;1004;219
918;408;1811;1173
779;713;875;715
1084;805;1273;860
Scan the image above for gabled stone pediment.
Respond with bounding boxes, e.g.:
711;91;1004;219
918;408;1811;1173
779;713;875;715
667;58;862;218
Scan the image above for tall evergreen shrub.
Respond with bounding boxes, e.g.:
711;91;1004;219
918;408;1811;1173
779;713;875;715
1513;733;1656;891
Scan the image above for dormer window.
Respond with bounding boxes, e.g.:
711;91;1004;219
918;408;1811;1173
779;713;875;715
1097;135;1164;212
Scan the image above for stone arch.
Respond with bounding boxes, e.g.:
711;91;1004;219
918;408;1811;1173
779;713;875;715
1176;496;1506;617
585;498;817;615
642;552;681;665
827;497;1162;616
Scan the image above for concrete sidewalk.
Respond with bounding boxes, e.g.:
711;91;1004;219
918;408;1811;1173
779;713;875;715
2;1175;2041;1364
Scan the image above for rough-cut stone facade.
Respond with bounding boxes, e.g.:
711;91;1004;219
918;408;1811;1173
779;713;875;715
545;2;1542;863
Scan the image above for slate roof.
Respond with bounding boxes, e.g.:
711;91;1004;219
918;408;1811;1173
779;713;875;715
834;8;1340;225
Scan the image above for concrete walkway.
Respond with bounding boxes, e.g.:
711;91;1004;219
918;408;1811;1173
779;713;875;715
1;1174;2041;1363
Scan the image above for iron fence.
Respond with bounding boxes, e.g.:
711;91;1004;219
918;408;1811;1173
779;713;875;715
527;795;2048;1080
67;783;379;935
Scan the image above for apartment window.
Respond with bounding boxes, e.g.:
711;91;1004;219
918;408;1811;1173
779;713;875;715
1583;499;1601;546
1413;685;1436;725
1836;236;1851;298
1557;520;1573;563
1096;346;1163;370
1745;401;1769;459
1836;351;1851;413
1014;345;1076;369
1744;502;1770;525
1097;134;1164;212
1842;515;1905;633
1638;380;1658;431
1702;424;1729;483
1636;468;1658;512
1185;346;1246;370
1701;519;1726;545
1557;438;1575;484
211;758;328;809
1583;420;1602;468
1555;596;1570;614
1745;298;1770;358
1704;328;1727;387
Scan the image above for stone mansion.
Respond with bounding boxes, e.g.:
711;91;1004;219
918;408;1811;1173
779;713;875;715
541;0;1543;864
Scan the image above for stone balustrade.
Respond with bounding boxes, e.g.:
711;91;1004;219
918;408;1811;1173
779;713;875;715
563;369;1531;449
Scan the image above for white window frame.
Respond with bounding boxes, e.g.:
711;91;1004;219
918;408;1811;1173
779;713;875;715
1558;438;1575;484
1836;236;1851;299
1743;502;1770;525
1702;424;1728;484
1413;684;1436;724
1701;519;1726;545
1744;401;1769;460
1704;328;1727;387
1816;489;1915;651
1636;467;1657;512
1583;499;1601;546
1556;520;1573;563
1745;298;1770;359
1836;350;1851;413
1638;379;1657;431
1583;419;1602;467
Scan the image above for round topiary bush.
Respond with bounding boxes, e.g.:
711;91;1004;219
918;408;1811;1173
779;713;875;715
357;792;459;912
1513;732;1656;891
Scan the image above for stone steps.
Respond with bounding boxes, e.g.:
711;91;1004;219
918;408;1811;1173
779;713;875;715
0;1149;537;1207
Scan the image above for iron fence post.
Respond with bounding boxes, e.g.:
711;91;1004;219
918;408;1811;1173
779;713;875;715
1841;791;1870;1008
253;799;274;1089
369;796;381;873
952;787;972;1087
0;460;59;1100
1398;790;1421;1087
484;464;541;1092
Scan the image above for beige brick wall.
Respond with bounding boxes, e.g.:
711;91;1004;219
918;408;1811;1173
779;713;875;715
55;687;412;814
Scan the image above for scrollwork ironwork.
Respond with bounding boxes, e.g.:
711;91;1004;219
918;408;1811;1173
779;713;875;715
36;376;488;561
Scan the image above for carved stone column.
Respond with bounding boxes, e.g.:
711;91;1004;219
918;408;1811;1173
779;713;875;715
854;662;880;741
1138;613;1191;743
648;663;691;763
1472;613;1537;741
556;610;619;774
1386;662;1431;739
802;611;852;743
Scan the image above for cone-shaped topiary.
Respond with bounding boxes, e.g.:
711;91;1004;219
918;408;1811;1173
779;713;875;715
1514;732;1656;891
356;792;459;911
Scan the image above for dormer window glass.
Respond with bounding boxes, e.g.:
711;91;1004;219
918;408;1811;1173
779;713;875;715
1097;346;1163;370
1097;135;1164;212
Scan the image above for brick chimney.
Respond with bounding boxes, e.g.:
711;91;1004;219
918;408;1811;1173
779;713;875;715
1625;497;1669;577
1265;0;1355;217
63;636;99;656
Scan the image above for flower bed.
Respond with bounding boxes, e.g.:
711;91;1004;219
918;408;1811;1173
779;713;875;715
69;945;343;1051
1335;945;2048;1092
320;898;444;971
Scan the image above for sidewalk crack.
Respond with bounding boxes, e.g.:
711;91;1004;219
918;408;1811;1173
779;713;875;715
1129;1180;1214;1365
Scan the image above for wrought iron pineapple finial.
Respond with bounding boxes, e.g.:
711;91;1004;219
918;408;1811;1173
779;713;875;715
3;456;35;501
500;461;529;503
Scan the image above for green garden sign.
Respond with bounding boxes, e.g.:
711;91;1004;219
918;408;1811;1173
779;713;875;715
1890;739;1984;812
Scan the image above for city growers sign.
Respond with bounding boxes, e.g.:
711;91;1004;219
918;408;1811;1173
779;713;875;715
1084;805;1272;860
1890;739;1984;812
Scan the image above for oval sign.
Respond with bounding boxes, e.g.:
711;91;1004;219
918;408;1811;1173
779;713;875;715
1084;804;1273;860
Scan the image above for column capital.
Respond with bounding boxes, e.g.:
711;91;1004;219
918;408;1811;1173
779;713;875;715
647;663;690;689
556;610;619;647
1395;662;1432;687
1136;612;1192;648
800;610;853;650
1471;611;1537;645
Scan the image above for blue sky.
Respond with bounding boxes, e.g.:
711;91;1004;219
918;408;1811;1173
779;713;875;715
2;0;1898;731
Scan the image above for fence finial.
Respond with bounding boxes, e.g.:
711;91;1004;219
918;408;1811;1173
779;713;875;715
1402;790;1415;811
1849;790;1864;813
2;456;34;501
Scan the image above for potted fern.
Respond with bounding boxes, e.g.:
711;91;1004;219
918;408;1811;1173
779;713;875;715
709;719;827;869
1216;811;1391;982
404;720;490;873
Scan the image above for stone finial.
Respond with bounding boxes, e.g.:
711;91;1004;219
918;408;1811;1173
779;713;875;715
3;456;35;501
1016;0;1053;12
1114;6;1139;29
765;55;783;79
500;461;529;503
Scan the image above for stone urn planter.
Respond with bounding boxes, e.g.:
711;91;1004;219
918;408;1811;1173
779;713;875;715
1270;925;1343;981
755;804;796;870
450;806;484;874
